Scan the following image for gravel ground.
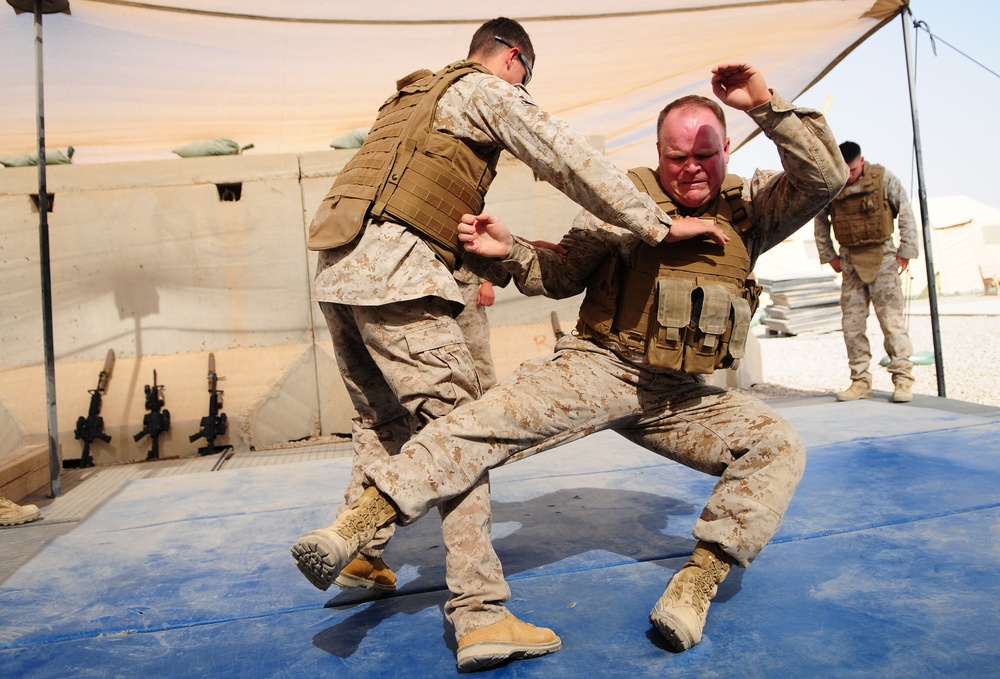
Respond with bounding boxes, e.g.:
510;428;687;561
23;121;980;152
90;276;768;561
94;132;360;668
746;301;1000;407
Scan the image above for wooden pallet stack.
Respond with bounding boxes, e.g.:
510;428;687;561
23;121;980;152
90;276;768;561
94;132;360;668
759;275;842;335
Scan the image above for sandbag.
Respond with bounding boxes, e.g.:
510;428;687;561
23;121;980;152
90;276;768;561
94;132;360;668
0;146;74;167
172;139;254;158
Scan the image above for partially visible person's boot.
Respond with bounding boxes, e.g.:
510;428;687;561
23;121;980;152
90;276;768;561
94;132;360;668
0;496;40;526
334;554;397;593
649;541;734;652
291;486;397;591
456;614;562;672
836;382;873;402
891;383;913;403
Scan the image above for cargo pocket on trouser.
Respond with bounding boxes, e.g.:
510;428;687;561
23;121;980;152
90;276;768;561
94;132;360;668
401;318;479;423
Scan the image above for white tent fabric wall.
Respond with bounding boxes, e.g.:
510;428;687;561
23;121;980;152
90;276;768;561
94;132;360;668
907;195;1000;297
1;0;903;167
750;226;829;281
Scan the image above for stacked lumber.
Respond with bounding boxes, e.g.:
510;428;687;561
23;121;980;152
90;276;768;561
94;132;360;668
759;275;841;335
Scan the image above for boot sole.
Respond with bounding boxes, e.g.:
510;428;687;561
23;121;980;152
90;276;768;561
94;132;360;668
650;610;698;652
290;531;352;591
456;639;562;672
0;510;41;527
0;517;39;526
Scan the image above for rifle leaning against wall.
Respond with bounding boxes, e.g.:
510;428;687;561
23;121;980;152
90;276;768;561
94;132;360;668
73;348;115;468
134;369;171;460
190;352;232;459
550;311;566;341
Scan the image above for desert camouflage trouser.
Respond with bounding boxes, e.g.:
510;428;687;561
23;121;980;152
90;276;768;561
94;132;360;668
840;250;914;387
367;335;807;587
454;279;497;391
320;297;510;637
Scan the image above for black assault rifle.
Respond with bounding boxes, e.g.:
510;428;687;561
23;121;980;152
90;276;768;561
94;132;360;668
190;353;232;458
73;348;115;468
550;311;565;340
134;369;171;460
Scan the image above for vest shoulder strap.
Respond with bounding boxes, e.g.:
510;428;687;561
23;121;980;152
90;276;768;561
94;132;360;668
626;168;751;234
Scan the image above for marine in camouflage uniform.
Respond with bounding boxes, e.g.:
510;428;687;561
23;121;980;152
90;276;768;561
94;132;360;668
296;63;848;665
297;18;676;670
814;141;919;403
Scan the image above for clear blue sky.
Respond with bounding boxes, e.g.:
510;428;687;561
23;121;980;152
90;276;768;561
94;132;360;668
728;0;1000;211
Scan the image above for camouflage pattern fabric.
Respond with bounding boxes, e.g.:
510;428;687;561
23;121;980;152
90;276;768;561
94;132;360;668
310;70;677;636
369;335;807;571
359;91;847;633
839;245;915;387
454;271;498;392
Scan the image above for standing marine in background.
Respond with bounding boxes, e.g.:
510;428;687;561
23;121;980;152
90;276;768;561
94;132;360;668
814;141;919;403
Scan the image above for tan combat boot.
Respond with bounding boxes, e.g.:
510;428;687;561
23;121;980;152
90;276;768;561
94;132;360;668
649;541;734;652
456;614;562;672
0;496;40;526
891;384;913;403
291;486;397;591
334;554;397;593
836;382;873;401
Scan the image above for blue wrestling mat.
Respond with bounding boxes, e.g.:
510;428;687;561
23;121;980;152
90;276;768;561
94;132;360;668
2;397;999;677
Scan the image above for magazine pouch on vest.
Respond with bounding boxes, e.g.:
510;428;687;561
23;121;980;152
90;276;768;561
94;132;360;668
644;278;755;374
686;284;735;374
728;285;754;364
645;278;691;371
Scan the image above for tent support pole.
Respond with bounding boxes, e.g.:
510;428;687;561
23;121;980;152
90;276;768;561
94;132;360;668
30;1;62;496
901;7;945;397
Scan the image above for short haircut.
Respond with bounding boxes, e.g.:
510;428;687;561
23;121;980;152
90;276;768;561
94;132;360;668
657;95;727;138
839;141;861;163
468;17;535;67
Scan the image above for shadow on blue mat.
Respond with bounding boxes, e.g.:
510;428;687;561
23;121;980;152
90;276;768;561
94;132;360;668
310;486;744;659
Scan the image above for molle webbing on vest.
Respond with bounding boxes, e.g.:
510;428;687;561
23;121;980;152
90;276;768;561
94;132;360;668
576;167;758;374
306;61;500;266
829;163;895;247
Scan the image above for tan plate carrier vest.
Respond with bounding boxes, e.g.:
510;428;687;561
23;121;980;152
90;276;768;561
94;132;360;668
828;163;895;247
306;61;501;270
577;168;761;375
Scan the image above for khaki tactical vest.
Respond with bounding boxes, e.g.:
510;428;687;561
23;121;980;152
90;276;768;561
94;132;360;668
577;167;760;375
828;163;896;247
306;61;502;270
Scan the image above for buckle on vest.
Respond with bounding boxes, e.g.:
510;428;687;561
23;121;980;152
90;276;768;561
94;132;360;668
722;184;748;225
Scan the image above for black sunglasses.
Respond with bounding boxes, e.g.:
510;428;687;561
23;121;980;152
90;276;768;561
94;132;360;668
494;35;532;86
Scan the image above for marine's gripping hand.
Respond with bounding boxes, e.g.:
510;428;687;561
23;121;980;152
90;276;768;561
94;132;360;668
663;216;730;246
458;212;516;258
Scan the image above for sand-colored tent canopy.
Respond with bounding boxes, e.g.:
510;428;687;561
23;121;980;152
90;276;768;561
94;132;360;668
0;0;905;168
